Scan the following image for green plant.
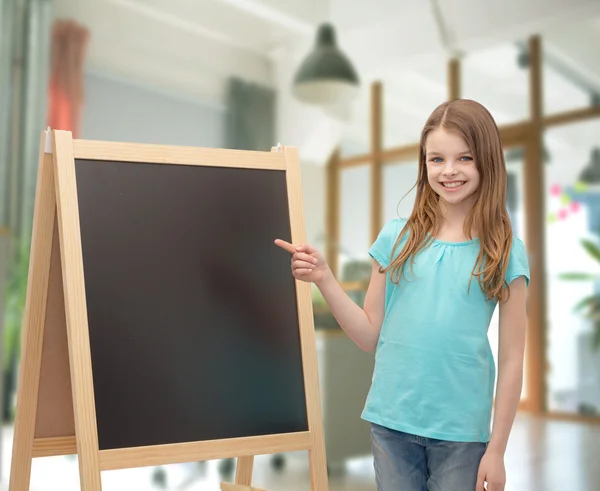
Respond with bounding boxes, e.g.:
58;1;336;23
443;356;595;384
3;240;30;421
559;237;600;351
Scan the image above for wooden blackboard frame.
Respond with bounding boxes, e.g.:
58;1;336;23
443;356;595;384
8;129;328;491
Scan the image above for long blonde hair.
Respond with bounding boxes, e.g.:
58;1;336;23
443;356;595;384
384;99;513;302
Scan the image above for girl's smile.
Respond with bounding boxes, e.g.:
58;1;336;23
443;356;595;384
440;180;467;190
425;128;480;207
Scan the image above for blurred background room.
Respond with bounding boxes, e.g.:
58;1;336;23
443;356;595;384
2;0;600;490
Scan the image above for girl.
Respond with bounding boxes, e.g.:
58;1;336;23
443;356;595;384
275;99;529;491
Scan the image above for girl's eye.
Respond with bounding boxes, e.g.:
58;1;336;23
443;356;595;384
429;156;472;163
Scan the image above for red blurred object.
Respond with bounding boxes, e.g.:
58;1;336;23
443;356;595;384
46;20;90;137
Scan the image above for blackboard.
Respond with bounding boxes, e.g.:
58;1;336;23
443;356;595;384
12;132;328;491
74;159;309;450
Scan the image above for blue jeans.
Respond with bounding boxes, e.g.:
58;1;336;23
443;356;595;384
370;423;487;491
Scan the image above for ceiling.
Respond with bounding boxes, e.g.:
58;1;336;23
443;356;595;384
341;13;600;157
53;0;600;166
53;0;323;102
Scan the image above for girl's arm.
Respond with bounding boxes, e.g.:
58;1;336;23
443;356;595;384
477;275;528;491
275;240;385;352
316;260;386;352
488;275;528;455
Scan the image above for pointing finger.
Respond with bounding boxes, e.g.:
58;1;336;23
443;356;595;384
274;239;296;254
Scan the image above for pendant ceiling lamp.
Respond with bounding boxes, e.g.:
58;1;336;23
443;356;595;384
292;23;359;106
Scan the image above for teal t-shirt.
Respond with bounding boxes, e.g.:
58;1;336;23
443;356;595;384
361;218;530;442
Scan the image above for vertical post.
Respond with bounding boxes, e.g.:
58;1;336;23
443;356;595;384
283;146;329;491
235;456;253;486
524;35;547;414
371;81;383;243
448;58;461;101
325;150;340;279
9;132;56;491
52;130;102;490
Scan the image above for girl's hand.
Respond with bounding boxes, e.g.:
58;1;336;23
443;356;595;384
476;450;506;491
274;239;330;285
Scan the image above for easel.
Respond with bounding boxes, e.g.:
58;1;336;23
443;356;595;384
8;129;329;491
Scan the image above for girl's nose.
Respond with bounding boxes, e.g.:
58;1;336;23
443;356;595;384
442;161;457;176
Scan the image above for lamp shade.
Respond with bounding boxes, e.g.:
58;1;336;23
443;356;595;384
292;23;359;105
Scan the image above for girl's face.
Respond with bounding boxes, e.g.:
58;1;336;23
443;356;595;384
425;128;480;208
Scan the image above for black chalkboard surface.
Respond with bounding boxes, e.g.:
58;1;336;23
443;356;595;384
74;158;308;451
12;132;328;491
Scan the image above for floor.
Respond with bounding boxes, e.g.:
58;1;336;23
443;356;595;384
0;413;598;491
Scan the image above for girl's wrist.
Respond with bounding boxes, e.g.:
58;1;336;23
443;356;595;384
315;267;335;290
485;440;506;456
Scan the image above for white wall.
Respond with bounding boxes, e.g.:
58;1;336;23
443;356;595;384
81;71;226;148
336;161;419;270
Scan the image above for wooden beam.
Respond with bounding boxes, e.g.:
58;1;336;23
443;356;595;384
544;105;600;127
524;35;547;415
235;456;254;487
498;121;532;145
337;153;371;168
380;143;421;164
221;483;269;491
371;81;383;243
448;58;460;101
326;150;340;279
32;436;77;458
337;143;421;169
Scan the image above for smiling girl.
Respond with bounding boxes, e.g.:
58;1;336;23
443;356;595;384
276;99;529;491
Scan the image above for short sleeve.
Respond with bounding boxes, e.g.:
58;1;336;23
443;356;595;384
368;218;405;268
506;237;530;286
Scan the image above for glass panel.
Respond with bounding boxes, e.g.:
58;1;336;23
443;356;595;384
487;148;528;401
544;118;600;415
339;87;371;158
382;60;446;149
382;160;419;222
461;42;529;125
505;148;528;241
543;16;600;116
339;165;371;282
339;136;369;159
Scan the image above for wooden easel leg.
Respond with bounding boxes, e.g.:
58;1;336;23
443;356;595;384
235;456;254;485
282;146;330;491
52;130;103;491
9;136;57;491
221;483;268;491
218;457;255;491
308;441;329;491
